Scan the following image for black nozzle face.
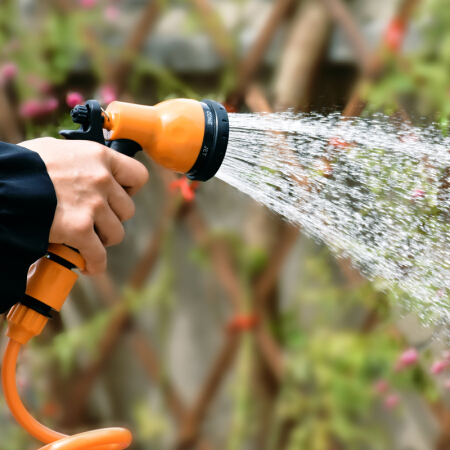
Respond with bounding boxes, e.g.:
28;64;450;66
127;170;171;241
186;99;229;182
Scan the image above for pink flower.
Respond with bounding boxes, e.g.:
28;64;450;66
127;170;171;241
19;99;45;118
19;97;58;118
430;360;449;375
99;84;116;105
398;348;418;367
0;62;17;83
80;0;97;8
44;97;58;112
66;92;84;108
394;349;418;371
104;5;119;22
412;189;425;199
384;394;400;410
373;379;389;395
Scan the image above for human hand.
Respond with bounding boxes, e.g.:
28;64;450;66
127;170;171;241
19;137;149;275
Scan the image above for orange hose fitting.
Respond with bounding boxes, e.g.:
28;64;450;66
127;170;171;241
5;304;49;345
25;245;84;312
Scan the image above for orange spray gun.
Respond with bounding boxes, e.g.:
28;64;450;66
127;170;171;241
1;98;229;450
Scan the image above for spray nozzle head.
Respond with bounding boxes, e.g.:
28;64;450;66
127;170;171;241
61;98;230;181
185;99;229;182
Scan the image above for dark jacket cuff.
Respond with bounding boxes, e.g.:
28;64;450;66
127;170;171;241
0;142;57;313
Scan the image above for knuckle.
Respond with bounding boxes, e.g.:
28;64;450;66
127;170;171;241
93;143;109;159
94;170;112;187
91;196;105;213
75;217;93;235
102;224;125;247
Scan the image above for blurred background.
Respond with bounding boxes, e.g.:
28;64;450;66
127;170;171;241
1;0;450;449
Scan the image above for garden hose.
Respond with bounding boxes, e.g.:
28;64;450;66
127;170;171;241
2;340;131;450
1;98;230;449
1;245;131;450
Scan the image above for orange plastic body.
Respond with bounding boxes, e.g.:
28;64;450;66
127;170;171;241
103;99;205;174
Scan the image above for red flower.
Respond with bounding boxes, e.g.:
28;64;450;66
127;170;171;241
398;348;418;367
0;62;17;84
44;97;58;112
19;99;45;118
384;18;407;53
226;314;260;333
66;92;84;108
430;360;449;375
19;97;58;118
79;0;97;8
105;5;119;22
411;189;425;199
169;177;200;202
384;394;400;410
222;102;237;113
328;137;352;150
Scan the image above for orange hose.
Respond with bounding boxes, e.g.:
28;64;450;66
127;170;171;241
2;338;132;450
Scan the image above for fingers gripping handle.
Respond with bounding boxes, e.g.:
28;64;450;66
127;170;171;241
59;99;142;157
56;101;142;269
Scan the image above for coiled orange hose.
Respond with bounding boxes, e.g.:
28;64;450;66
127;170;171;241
2;338;132;450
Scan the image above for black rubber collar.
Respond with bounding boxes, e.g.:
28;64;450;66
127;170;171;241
186;99;229;182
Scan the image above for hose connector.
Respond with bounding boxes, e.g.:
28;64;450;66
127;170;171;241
6;304;49;345
5;244;85;345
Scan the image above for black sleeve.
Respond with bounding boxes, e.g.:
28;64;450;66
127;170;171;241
0;142;57;314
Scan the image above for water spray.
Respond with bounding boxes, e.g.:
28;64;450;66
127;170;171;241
1;98;230;450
